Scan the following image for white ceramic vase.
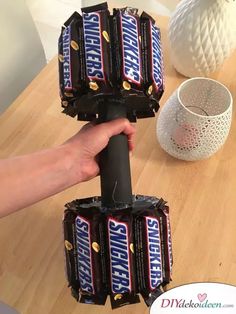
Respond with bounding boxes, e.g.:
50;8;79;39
168;0;236;77
156;78;233;161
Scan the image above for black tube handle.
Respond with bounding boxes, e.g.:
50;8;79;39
98;99;132;208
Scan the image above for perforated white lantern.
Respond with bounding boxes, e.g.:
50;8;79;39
156;78;233;161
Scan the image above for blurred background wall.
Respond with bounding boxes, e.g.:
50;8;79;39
26;0;179;62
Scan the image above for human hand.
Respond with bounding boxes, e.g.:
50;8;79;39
63;118;136;183
0;119;135;217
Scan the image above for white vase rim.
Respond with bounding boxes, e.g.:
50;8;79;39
177;77;233;119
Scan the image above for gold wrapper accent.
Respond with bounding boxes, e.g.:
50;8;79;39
148;85;153;95
70;40;79;51
102;30;110;42
64;92;74;97
80;289;91;296
92;242;100;253
130;243;134;254
58;54;64;62
62;100;69;107
65;240;73;251
123;81;131;90
89;81;99;91
114;294;123;300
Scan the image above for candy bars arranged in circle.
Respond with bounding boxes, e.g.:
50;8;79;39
63;196;173;308
60;1;171;310
58;2;164;122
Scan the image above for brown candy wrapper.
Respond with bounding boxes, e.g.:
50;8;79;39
133;196;172;306
58;12;85;108
160;203;173;284
112;7;143;92
63;196;172;308
140;12;164;101
63;210;80;290
106;208;140;308
64;198;107;305
82;2;113;94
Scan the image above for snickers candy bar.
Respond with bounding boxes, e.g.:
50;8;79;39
112;7;143;93
63;209;80;292
157;200;173;284
65;198;107;305
106;208;140;309
140;12;164;101
58;12;85;105
165;207;173;280
133;197;166;306
82;2;112;93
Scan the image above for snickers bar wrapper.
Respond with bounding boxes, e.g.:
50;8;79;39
58;12;85;105
63;198;107;305
106;208;140;308
63;209;80;291
112;7;143;93
133;196;172;306
82;2;113;94
140;12;164;101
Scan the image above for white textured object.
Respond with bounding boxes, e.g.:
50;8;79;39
157;78;233;161
168;0;236;77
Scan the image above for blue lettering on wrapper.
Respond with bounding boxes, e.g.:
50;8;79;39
166;213;173;274
62;25;72;89
108;218;131;294
151;23;163;91
76;216;94;294
120;13;141;84
83;12;104;80
146;217;163;290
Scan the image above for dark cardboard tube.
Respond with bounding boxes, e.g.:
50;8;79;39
98;98;133;208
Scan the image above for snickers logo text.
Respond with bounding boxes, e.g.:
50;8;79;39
62;26;72;89
151;23;163;91
76;216;94;293
108;218;131;294
83;12;104;80
146;217;163;290
121;13;141;84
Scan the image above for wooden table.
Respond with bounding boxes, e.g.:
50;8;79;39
0;15;236;314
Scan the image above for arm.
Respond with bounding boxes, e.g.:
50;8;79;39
0;118;135;218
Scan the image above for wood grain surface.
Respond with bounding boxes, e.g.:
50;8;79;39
0;14;236;314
